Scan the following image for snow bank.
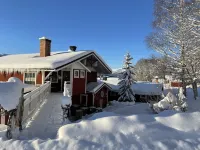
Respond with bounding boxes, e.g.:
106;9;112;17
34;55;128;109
104;100;152;115
155;112;200;132
57;110;200;150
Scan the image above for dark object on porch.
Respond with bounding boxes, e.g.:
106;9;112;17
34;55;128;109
45;71;62;92
70;105;80;116
81;107;88;116
76;109;83;120
89;107;96;113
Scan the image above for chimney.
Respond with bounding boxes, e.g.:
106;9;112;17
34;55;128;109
39;37;51;57
68;46;77;52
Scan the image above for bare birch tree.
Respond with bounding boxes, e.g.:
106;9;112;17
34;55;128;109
146;0;200;97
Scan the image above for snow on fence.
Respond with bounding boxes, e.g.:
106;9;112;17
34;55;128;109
22;81;51;125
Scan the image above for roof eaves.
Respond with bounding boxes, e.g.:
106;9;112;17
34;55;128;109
55;51;93;70
78;62;91;73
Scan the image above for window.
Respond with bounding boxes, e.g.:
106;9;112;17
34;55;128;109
24;72;35;84
80;70;85;78
74;70;79;78
101;91;104;97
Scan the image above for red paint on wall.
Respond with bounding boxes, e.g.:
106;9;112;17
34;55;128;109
171;82;182;87
72;70;86;104
0;111;9;125
0;72;23;82
36;72;42;84
87;72;97;83
94;86;108;108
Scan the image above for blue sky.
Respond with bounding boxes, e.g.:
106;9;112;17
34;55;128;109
0;0;156;69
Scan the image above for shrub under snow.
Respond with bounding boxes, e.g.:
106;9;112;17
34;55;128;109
151;88;188;113
0;77;24;110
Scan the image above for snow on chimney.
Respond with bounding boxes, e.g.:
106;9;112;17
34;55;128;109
68;46;77;52
39;37;51;57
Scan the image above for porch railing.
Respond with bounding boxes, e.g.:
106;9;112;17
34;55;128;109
22;81;51;125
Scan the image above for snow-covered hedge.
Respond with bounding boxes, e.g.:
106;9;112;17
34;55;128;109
151;88;188;113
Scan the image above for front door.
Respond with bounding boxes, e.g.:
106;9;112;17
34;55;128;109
62;71;70;91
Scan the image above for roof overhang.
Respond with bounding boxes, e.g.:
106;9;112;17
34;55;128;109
87;82;112;94
55;52;112;74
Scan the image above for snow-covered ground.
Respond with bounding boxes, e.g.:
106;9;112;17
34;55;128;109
0;87;200;149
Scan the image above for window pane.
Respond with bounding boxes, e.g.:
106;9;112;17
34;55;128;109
25;73;35;84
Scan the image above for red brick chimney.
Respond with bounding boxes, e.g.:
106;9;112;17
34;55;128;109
39;37;51;57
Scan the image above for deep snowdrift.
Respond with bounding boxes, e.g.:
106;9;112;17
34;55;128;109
0;77;24;110
57;110;200;150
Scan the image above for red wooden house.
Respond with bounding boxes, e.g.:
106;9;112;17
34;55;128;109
0;37;112;108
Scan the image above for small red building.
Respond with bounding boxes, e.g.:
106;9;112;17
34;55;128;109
86;82;112;108
0;37;112;108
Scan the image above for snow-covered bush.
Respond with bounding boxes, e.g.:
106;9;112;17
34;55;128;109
0;77;24;110
118;52;136;102
151;88;188;113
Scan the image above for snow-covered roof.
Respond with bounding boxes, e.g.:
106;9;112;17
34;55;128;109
132;82;163;95
0;51;112;73
100;77;163;95
87;82;111;93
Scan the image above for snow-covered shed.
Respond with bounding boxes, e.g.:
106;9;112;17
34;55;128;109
100;77;163;102
86;82;112;107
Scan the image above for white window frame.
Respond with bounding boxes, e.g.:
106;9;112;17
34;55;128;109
24;72;36;85
80;70;85;78
74;70;79;78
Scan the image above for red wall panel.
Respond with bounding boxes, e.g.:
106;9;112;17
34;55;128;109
171;82;182;87
0;72;23;82
72;70;86;104
94;86;108;108
87;72;97;83
36;72;42;84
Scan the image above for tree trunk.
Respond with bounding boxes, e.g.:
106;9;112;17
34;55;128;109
182;80;187;96
181;68;187;96
192;81;198;100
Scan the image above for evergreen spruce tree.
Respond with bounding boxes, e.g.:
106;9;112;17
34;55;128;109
118;52;136;102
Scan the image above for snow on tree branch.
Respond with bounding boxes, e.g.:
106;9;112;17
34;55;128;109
118;52;136;102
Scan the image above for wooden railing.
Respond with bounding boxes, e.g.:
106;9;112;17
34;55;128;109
22;81;51;124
